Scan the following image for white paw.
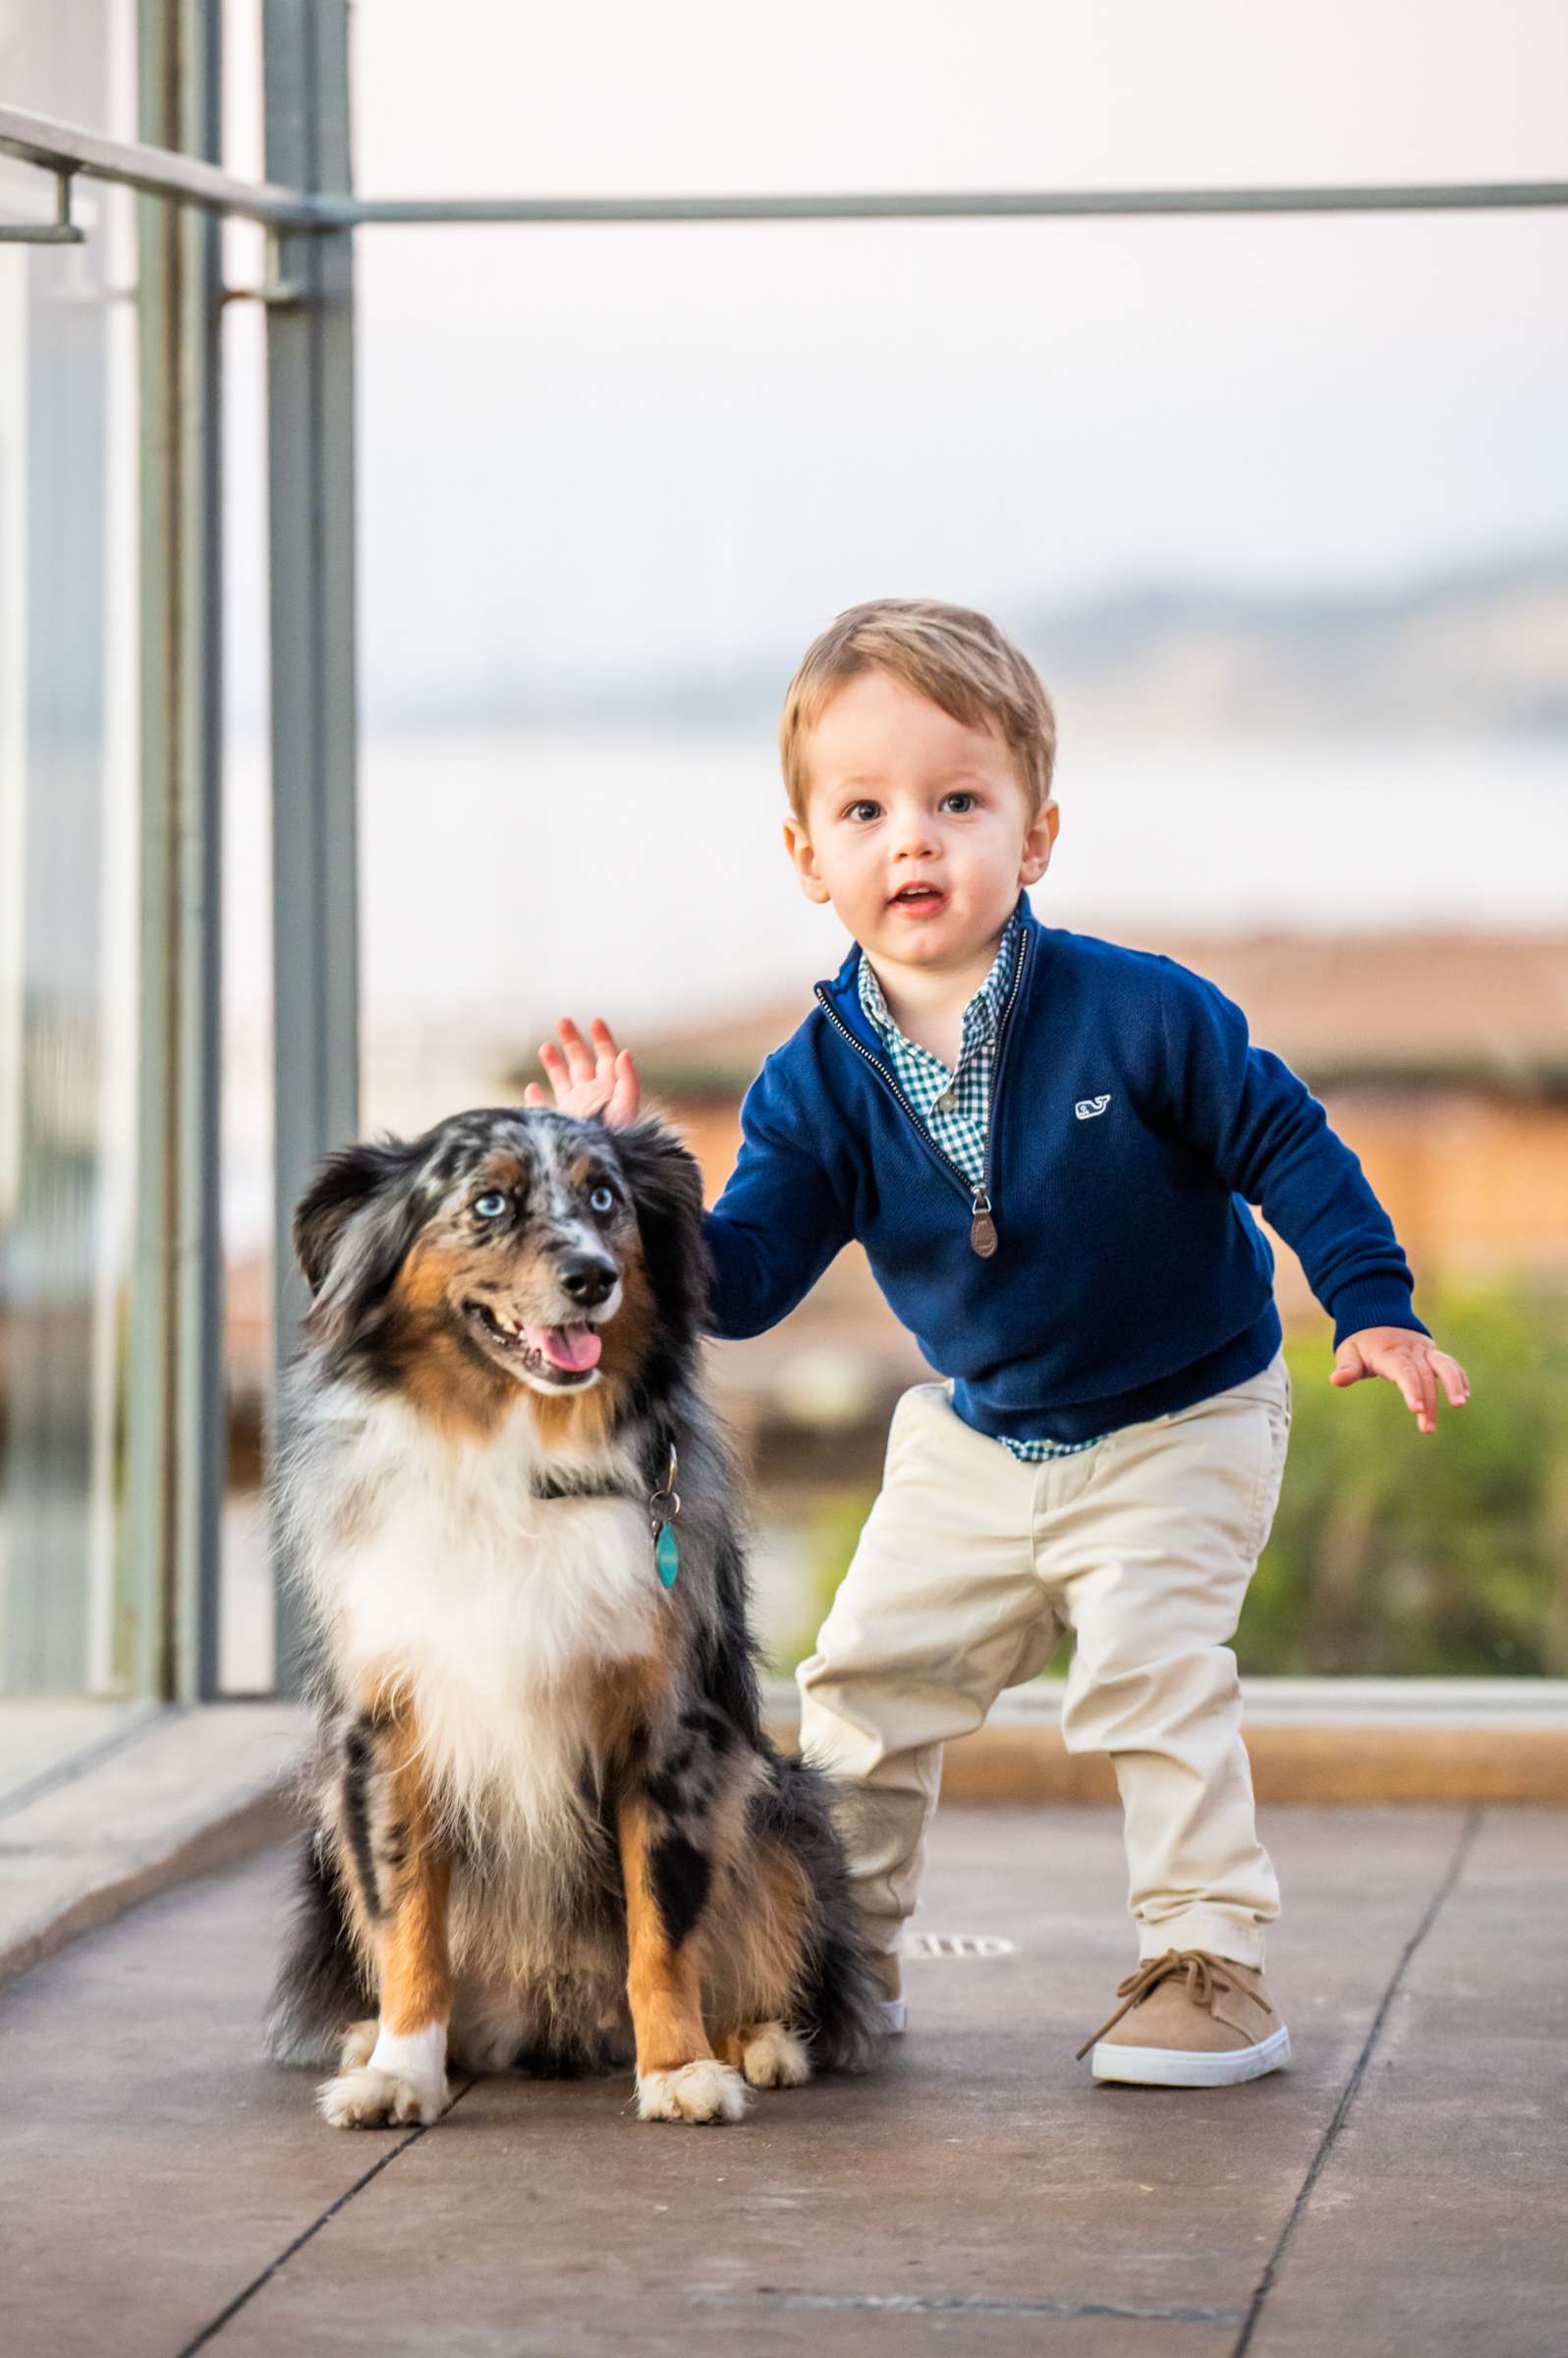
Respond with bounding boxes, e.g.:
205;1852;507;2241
740;2022;812;2090
637;2057;749;2125
316;2064;450;2129
318;2021;450;2129
338;2018;378;2070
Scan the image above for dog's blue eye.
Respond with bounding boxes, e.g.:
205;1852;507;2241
589;1185;615;1214
474;1192;509;1219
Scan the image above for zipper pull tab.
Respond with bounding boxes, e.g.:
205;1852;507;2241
970;1187;998;1258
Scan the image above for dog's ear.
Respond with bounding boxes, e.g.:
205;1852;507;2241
608;1116;708;1338
293;1138;418;1299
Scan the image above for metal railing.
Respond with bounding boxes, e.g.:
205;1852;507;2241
5;100;1567;241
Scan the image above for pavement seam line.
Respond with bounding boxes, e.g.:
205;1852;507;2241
709;2293;1247;2322
171;2077;476;2356
1230;1805;1484;2358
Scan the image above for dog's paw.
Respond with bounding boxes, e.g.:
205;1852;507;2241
740;2021;812;2090
637;2057;749;2125
318;2023;449;2128
338;2018;379;2071
316;2063;450;2129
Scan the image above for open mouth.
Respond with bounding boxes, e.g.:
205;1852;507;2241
889;883;946;914
464;1301;604;1383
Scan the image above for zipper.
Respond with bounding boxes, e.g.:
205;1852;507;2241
972;925;1032;1258
812;986;977;1210
812;924;1032;1259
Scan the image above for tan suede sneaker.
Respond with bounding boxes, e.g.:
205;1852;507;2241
1076;1949;1290;2087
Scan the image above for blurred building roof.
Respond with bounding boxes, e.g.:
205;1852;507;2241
636;929;1568;1098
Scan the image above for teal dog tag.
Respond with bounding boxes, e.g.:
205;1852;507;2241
650;1442;682;1590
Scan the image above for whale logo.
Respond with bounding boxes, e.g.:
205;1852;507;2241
1074;1095;1111;1120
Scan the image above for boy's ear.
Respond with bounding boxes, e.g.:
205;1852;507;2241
1020;798;1060;884
782;814;832;904
293;1138;416;1298
607;1116;708;1342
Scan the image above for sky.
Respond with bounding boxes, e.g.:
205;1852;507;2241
350;0;1568;204
318;0;1568;705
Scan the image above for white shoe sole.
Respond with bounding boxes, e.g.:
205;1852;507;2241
878;1997;908;2035
1091;2024;1291;2087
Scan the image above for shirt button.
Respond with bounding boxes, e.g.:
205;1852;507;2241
934;1090;954;1110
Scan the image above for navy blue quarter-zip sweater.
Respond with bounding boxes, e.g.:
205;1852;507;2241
698;888;1428;1445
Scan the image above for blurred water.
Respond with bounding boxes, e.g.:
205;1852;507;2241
229;725;1568;1051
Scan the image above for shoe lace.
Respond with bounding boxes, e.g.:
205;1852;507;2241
1074;1948;1271;2062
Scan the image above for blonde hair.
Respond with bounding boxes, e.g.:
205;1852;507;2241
779;597;1056;829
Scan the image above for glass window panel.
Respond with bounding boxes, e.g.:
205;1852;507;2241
0;0;140;1706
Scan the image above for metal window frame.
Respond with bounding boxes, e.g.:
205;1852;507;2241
261;0;360;1699
1;60;1564;1701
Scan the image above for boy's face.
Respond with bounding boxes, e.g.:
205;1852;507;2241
782;668;1058;973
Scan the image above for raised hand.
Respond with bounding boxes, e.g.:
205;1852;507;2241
523;1016;642;1127
1330;1327;1470;1436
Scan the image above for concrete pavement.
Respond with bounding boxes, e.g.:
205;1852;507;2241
2;1802;1562;2356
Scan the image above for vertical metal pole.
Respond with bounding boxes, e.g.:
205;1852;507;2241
263;0;359;1695
123;0;225;1702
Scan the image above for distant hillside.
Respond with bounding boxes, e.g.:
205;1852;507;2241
1018;551;1568;738
379;549;1568;737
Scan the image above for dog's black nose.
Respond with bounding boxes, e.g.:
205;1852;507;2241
558;1253;618;1309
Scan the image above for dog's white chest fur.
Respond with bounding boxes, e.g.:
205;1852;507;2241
296;1395;657;1832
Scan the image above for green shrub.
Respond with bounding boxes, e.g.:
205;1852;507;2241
775;1282;1568;1680
1247;1282;1568;1675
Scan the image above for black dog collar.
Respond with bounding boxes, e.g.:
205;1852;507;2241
530;1432;682;1589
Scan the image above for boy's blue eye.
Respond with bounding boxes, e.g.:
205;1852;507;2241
944;792;976;813
474;1191;509;1219
588;1185;615;1214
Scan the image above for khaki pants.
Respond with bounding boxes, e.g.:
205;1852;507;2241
796;1349;1293;1974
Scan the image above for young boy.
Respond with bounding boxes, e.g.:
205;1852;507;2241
524;598;1470;2088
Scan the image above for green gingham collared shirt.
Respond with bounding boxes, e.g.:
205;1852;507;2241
856;909;1106;1461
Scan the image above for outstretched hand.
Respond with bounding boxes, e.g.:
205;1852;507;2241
1331;1327;1470;1435
523;1016;642;1127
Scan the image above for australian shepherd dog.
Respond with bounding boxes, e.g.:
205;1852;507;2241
263;1105;882;2129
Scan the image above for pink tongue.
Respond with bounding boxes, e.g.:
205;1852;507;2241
525;1324;602;1373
